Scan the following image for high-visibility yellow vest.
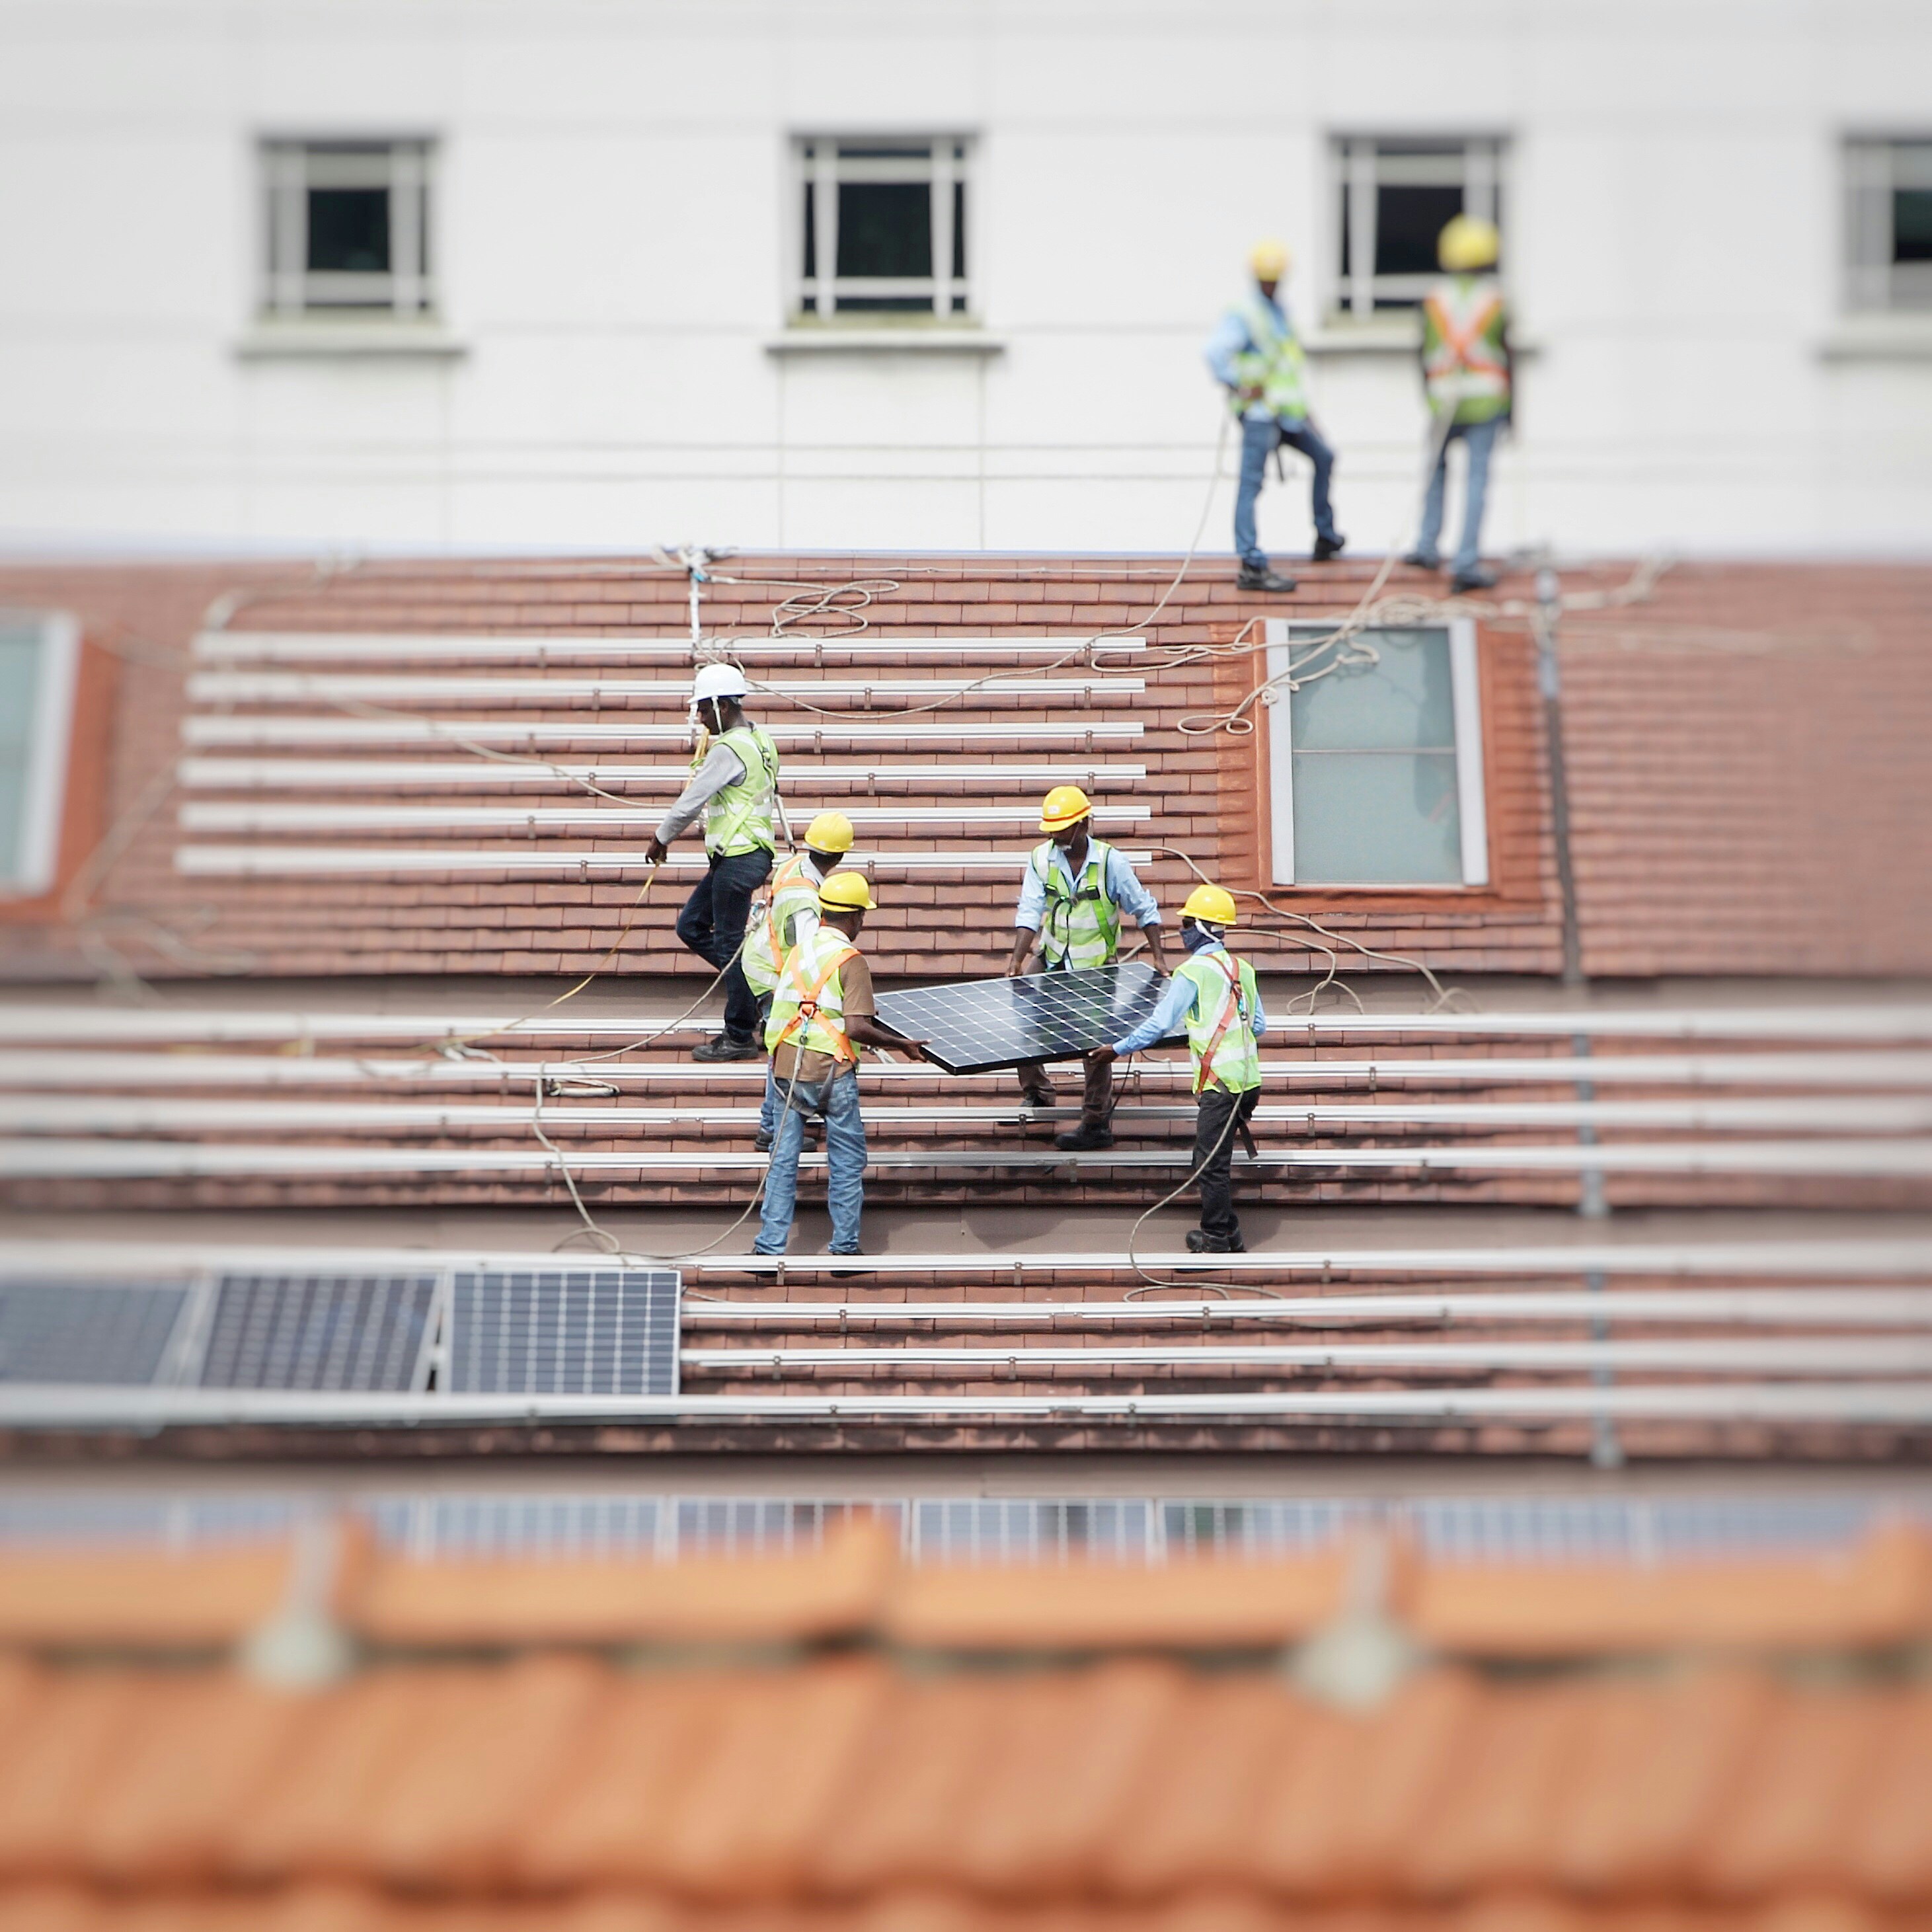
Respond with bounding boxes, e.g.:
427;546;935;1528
1175;947;1262;1095
742;851;822;997
763;926;859;1067
1032;838;1122;970
1422;275;1510;425
701;722;779;857
1226;292;1311;422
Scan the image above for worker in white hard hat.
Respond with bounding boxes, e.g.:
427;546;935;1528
754;871;928;1260
644;662;779;1062
1006;783;1170;1153
1091;882;1268;1253
1205;239;1345;596
1403;214;1512;594
744;810;855;1151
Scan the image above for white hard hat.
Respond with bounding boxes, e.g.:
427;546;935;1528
691;662;750;704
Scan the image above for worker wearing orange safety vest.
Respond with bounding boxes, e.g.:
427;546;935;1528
1092;884;1267;1253
753;872;927;1259
743;812;855;1152
1403;214;1514;595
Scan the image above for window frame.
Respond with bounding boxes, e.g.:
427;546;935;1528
1264;617;1490;890
1844;135;1932;313
259;136;437;321
789;135;974;322
0;611;81;901
1330;134;1507;317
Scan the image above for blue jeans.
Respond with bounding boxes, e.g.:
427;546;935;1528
675;848;771;1041
1235;415;1338;568
753;1065;867;1255
1416;416;1501;576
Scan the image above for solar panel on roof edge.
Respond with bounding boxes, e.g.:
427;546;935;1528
876;963;1182;1075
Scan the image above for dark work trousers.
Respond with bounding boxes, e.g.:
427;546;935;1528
1194;1085;1261;1242
1018;1050;1114;1126
676;847;773;1042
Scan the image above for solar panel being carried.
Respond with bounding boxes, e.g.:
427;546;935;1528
876;962;1179;1075
448;1268;679;1398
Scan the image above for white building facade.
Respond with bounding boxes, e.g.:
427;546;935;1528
3;0;1931;560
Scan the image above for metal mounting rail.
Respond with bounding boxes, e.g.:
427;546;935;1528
187;672;1146;704
2;1382;1929;1428
177;759;1153;791
192;633;1151;663
9;1138;1931;1179
178;803;1155;833
175;847;1152;878
181;717;1148;746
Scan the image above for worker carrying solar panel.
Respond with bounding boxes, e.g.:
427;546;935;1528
643;664;779;1063
753;872;928;1261
1093;884;1268;1255
744;811;856;1153
1005;785;1171;1153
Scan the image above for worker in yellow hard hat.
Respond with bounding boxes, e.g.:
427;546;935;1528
1092;882;1268;1253
1006;783;1171;1152
755;871;928;1260
1206;239;1345;596
1403;214;1512;594
744;812;857;1151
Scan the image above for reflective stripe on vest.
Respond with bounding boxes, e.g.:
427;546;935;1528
1033;838;1122;970
704;722;780;856
742;852;820;997
764;928;859;1066
1422;276;1509;424
1177;948;1262;1095
1227;292;1310;422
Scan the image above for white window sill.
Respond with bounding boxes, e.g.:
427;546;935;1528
765;327;1005;356
236;321;469;361
1304;319;1421;356
1819;317;1932;361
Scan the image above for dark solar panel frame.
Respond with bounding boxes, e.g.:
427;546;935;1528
447;1268;680;1398
876;962;1182;1075
196;1273;440;1393
0;1280;189;1387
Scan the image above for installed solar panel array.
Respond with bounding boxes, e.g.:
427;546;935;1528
0;1282;187;1386
199;1273;438;1392
448;1268;679;1398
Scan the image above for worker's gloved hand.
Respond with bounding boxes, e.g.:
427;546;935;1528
643;835;668;866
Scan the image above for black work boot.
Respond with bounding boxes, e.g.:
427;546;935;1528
1450;564;1499;593
1186;1229;1247;1254
1401;550;1442;570
691;1031;762;1063
1236;563;1298;594
1055;1120;1115;1152
1311;533;1347;562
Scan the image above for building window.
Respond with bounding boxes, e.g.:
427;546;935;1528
1333;137;1505;315
794;137;971;319
1265;619;1489;887
1846;139;1932;311
260;139;435;318
0;612;81;899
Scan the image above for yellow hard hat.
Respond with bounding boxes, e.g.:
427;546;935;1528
1249;238;1291;280
1438;215;1500;272
1039;783;1093;833
1181;882;1239;927
803;811;854;855
817;870;875;913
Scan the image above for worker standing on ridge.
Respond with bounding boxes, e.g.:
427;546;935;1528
755;872;927;1259
1205;239;1346;595
643;663;778;1062
742;810;855;1151
1007;784;1171;1154
1092;884;1266;1254
1403;214;1512;594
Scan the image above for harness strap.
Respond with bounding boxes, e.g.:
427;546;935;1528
1194;954;1247;1095
773;943;859;1060
1424;291;1506;377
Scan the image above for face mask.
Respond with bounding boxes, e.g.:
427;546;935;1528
1182;922;1220;954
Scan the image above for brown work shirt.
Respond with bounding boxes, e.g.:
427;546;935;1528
771;947;874;1085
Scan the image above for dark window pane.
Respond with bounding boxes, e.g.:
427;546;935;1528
830;295;934;312
803;180;816;278
952;180;966;280
1375;182;1463;278
837;181;931;279
1339;180;1352;278
307;187;389;274
837;144;931;159
1896;188;1932;263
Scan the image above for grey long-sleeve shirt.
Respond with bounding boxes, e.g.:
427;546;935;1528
654;740;748;845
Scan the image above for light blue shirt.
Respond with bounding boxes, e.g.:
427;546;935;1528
1111;939;1269;1056
1204;290;1302;422
1014;839;1161;936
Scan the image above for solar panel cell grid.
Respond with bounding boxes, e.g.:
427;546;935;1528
0;1282;186;1386
876;962;1179;1074
448;1269;679;1398
198;1274;438;1392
